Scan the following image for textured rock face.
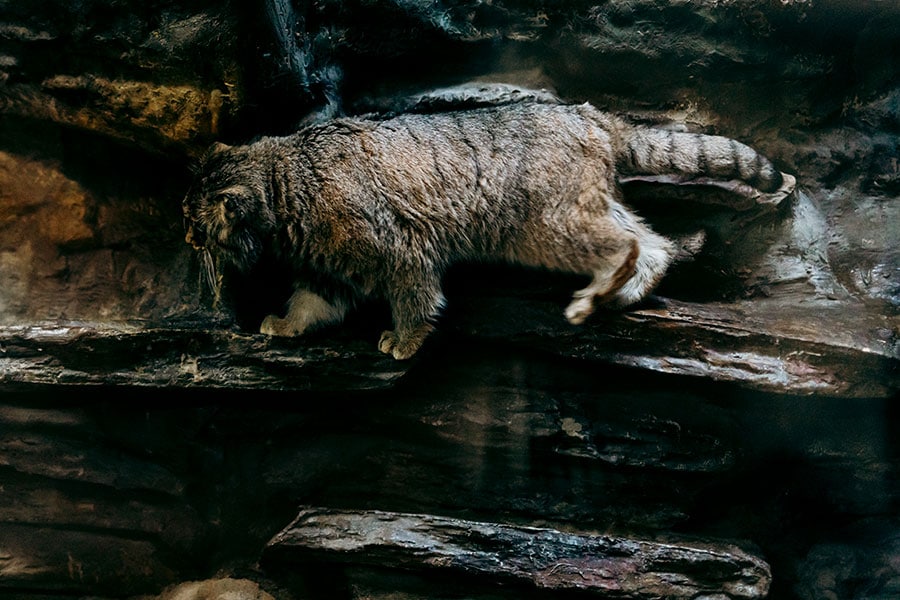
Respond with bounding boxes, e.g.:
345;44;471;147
0;2;236;147
265;508;772;599
0;1;897;599
0;0;238;325
2;353;896;599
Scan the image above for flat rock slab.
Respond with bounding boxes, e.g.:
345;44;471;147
450;296;898;398
1;291;895;397
0;322;405;392
264;507;771;599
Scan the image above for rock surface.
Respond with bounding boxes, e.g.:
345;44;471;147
0;322;404;392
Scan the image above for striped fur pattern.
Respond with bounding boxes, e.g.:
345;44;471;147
183;102;784;359
613;122;783;192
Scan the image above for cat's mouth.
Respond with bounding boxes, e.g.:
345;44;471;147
185;223;235;254
184;221;207;251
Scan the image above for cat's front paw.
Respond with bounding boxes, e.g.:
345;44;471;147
260;315;305;337
377;330;421;360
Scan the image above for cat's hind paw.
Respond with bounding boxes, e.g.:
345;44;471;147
564;295;594;325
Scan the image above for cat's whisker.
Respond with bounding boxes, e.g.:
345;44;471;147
199;248;222;307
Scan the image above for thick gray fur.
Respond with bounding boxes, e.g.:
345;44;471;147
183;102;784;359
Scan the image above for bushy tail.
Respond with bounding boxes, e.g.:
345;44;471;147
616;124;784;193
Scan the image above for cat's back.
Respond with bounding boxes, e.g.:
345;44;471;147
295;102;614;197
299;102;608;155
374;102;610;156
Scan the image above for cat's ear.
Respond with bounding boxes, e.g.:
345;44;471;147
212;142;231;153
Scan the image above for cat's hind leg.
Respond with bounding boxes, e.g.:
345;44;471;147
564;238;639;325
611;228;675;308
260;288;347;336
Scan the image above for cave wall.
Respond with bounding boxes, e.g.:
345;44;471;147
0;1;898;599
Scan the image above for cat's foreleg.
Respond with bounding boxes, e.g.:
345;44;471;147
378;274;446;360
260;287;347;337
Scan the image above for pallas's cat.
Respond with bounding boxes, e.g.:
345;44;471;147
183;102;784;359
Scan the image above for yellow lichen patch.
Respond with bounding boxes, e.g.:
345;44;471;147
40;75;224;144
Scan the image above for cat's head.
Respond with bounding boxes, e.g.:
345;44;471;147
183;142;276;273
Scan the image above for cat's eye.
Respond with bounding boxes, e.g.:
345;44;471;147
219;195;235;213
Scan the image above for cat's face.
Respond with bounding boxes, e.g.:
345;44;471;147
183;143;274;272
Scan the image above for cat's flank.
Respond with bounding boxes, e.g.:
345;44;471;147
183;102;785;359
